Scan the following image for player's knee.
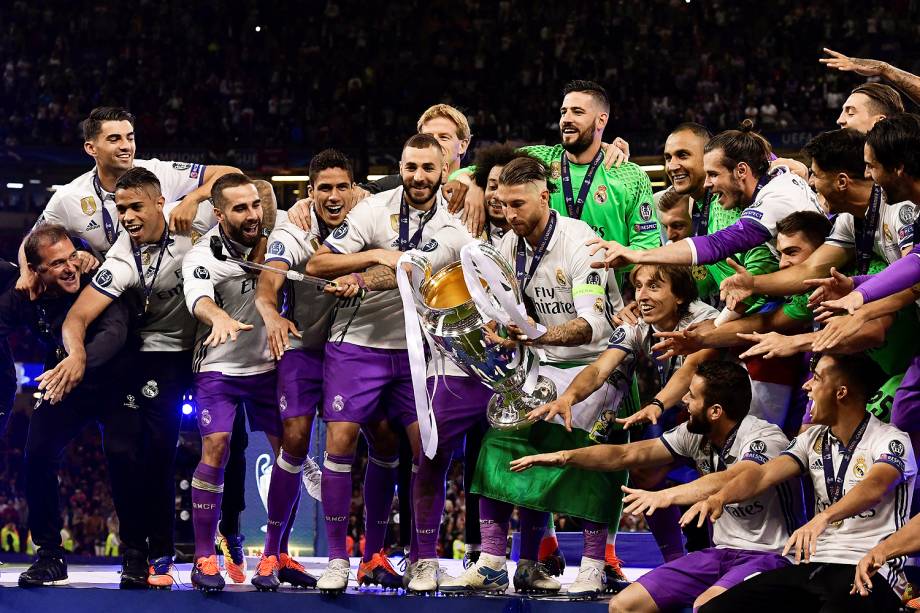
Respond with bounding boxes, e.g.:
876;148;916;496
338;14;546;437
608;584;655;613
281;416;311;456
325;422;359;455
202;433;231;466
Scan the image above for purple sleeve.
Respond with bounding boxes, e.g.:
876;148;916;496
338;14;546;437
851;275;871;288
856;251;920;303
687;219;772;264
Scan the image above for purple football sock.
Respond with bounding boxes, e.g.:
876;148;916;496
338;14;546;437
479;496;513;557
409;462;420;562
517;507;549;561
413;451;451;560
321;452;354;561
645;504;686;562
264;450;304;556
362;453;399;562
582;520;607;562
192;463;225;560
280;490;301;555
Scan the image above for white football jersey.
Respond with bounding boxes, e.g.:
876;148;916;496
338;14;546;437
90;201;213;352
38;159;214;254
264;210;340;350
825;194;916;265
183;223;274;376
781;415;916;584
495;212;613;364
322;186;459;350
662;414;804;553
738;171;824;259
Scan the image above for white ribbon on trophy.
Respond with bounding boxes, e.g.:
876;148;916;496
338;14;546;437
459;242;546;394
396;251;439;459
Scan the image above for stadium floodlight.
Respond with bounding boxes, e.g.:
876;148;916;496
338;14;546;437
639;164;665;172
271;175;310;182
6;183;24;189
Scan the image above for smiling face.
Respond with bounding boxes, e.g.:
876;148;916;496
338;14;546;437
703;149;747;209
837;93;883;133
420;116;469;170
115;185;166;244
215;183;263;247
30;237;81;294
400;144;445;207
664;130;708;197
559;91;607;155
84;119;136;176
633;265;682;329
865;142;908;203
484;164;507;225
311;167;355;227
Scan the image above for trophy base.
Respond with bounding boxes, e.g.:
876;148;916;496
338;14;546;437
486;375;558;431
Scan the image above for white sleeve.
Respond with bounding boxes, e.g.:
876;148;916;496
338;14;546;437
894;202;917;250
265;221;314;268
90;248;137;300
739;426;789;465
779;431;812;474
143;159;207;201
182;243;218;315
824;213;855;248
420;222;476;274
872;427;917;482
660;423;697;460
36;191;68;227
323;200;379;254
740;175;816;237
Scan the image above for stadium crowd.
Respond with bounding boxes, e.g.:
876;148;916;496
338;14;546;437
4;12;920;612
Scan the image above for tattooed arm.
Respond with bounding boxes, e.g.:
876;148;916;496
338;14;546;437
513;317;593;347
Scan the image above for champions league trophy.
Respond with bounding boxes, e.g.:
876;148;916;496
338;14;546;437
398;243;556;441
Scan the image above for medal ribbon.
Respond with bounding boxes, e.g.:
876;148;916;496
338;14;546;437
131;223;169;313
561;148;604;219
515;210;557;291
692;187;713;237
822;413;870;504
853;185;882;276
398;195;438;252
93;171;120;246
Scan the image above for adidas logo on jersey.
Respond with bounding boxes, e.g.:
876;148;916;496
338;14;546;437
810;459;824;470
85;219;100;231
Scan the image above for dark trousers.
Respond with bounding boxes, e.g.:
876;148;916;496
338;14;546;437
463;419;489;545
25;374;145;554
699;561;902;613
219;408;249;537
123;350;193;559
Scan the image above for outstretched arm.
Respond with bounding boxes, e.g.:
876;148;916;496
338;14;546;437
510;437;674;473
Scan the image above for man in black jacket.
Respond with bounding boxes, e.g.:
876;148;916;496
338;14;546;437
0;224;143;587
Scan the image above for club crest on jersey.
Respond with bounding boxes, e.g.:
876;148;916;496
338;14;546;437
80;196;97;216
193;266;210;280
609;327;627;345
268;241;286;256
899;204;916;225
142;250;152;266
332;394;345;412
639;202;653;221
884;223;893;242
593;297;604;314
190;230;202;244
550;160;562;180
95;269;113;288
141;380;159;399
332;222;349;240
691;265;709;281
889;440;906;457
279;394;287;413
200;409;212;426
812;436;823;453
594;185;608;204
555;268;567;287
421;238;439;252
390;214;400;232
853;455;867;478
124;394;139;410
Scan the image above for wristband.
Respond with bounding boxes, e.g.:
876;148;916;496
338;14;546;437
351;273;367;289
646;398;665;412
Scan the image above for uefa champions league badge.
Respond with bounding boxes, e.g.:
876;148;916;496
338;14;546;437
142;380;159;399
332;394;345;412
124;394;139;410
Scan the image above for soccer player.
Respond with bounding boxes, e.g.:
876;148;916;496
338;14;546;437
512;361;803;612
438;156;617;599
6;226;138;588
693;354;914;613
472;143;520;240
305;133;465;592
44;167;215;588
251;150;360;590
834;83;906;132
821;47;919;108
179;173;290;592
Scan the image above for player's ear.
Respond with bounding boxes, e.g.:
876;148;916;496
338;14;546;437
84;140;96;158
596;111;609;131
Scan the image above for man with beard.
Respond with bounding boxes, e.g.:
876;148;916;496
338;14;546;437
512;361;804;612
248;150;359;591
693;354;913;613
304;134;464;593
472;143;521;241
43;167;224;588
5;226;138;588
177;173;288;592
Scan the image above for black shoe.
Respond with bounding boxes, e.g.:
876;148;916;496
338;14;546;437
19;548;69;587
119;548;149;589
603;563;630;594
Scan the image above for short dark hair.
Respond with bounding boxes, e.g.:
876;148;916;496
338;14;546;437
498;155;549;187
671;122;712;141
818;353;887;405
211;172;255;210
851;82;905;117
472;144;528;189
802;129;867;178
24;224;72;267
402;132;442;156
309;149;354;184
656;186;691;213
704;119;773;178
866;113;920;177
115;166;161;196
628;264;698;316
776;211;833;249
82;107;135;142
562;80;610;113
695;361;752;422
